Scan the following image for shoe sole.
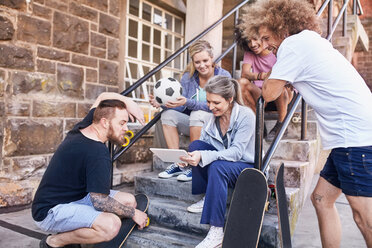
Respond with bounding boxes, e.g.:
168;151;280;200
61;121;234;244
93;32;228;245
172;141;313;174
186;207;203;213
177;177;192;182
158;172;183;179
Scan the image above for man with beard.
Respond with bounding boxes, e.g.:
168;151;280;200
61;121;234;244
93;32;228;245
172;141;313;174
32;92;148;248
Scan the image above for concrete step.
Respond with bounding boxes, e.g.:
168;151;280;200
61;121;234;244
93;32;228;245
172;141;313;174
263;139;318;163
267;160;308;188
135;171;202;203
135;193;300;248
126;223;203;248
265;119;318;141
145;196;208;235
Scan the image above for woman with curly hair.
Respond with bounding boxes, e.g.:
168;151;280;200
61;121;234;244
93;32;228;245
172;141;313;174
241;0;372;247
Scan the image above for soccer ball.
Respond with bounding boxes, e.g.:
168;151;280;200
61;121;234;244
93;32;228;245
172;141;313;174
153;77;182;105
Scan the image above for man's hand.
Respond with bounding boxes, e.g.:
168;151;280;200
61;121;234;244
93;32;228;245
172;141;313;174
180;151;201;166
132;209;148;230
92;92;145;125
164;96;186;108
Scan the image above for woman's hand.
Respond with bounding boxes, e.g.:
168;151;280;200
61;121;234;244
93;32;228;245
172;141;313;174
165;96;187;108
149;94;161;108
180;151;201;166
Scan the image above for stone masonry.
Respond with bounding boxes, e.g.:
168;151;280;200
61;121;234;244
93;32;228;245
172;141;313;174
0;0;152;209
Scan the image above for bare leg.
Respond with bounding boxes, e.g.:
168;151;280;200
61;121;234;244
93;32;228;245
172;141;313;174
274;89;289;122
47;212;121;246
311;177;342;248
162;124;179;149
238;78;261;111
190;126;202;142
346;195;372;247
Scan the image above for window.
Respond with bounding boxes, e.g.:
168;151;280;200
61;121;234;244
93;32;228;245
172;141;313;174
125;0;185;119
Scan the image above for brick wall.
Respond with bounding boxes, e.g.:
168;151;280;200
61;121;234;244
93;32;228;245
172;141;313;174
352;0;372;91
0;0;124;208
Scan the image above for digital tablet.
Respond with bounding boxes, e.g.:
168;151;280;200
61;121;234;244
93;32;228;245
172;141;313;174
150;148;189;163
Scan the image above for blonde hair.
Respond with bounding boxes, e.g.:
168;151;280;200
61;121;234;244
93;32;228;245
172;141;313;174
239;0;321;41
205;76;245;106
185;40;215;78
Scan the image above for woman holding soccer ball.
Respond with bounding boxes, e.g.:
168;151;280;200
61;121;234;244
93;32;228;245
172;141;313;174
179;75;255;248
149;40;231;182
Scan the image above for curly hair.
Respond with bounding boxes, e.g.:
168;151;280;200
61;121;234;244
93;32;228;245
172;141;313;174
239;0;321;40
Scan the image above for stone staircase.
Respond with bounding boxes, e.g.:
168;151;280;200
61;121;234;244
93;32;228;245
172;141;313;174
118;14;369;248
122;105;320;248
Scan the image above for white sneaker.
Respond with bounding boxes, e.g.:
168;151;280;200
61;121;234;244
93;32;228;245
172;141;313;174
158;163;183;179
195;226;223;248
187;196;205;213
176;168;192;182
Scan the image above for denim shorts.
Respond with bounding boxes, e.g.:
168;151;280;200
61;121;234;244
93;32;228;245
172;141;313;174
35;190;118;233
161;109;212;133
320;146;372;197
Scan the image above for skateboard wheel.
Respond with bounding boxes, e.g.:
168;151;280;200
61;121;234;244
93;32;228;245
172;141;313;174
145;217;150;227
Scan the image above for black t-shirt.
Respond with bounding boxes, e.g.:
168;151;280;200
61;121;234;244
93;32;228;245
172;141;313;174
31;108;112;222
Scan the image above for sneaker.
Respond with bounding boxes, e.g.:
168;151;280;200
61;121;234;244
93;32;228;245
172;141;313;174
158;163;182;179
187;196;205;213
177;168;192;182
266;121;288;142
195;226;223;248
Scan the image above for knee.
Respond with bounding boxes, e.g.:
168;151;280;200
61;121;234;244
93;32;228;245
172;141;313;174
238;78;249;87
310;191;332;210
189;140;208;152
127;194;136;208
208;161;225;175
98;214;121;242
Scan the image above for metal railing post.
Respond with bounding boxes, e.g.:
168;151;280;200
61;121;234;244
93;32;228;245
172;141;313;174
232;10;239;78
301;99;308;141
254;97;265;171
328;0;334;40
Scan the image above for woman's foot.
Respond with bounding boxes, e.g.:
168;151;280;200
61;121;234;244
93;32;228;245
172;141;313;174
158;163;183;178
177;168;192;182
195;226;223;248
187;196;205;213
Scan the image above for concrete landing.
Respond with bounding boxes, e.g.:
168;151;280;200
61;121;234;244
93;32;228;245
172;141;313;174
0;175;366;247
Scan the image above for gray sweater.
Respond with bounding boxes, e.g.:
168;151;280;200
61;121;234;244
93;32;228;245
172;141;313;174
199;103;256;167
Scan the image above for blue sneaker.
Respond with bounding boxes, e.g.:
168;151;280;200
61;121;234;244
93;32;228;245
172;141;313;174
158;163;183;179
177;168;192;182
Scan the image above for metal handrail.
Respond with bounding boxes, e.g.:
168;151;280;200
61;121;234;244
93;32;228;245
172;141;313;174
121;0;250;97
112;0;249;163
257;0;364;173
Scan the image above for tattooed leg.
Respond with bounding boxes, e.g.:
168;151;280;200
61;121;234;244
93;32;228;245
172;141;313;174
311;177;342;248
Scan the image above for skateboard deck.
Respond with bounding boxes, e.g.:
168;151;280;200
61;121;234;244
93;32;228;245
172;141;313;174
222;168;268;248
94;193;149;248
275;163;292;248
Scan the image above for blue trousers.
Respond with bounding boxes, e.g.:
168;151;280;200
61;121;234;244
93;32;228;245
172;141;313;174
189;140;253;227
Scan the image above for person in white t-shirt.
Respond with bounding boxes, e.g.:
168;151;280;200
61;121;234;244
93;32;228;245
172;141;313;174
241;0;372;247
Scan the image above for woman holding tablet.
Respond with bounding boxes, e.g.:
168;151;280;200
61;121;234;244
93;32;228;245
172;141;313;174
180;75;255;248
149;40;231;182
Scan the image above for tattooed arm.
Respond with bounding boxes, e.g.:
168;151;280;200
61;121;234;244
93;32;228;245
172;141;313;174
90;192;135;218
90;192;148;229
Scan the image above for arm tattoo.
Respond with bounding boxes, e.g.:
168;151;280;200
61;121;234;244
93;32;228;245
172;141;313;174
90;193;135;218
314;194;323;203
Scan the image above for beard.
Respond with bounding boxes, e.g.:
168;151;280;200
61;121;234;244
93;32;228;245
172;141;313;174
107;124;124;145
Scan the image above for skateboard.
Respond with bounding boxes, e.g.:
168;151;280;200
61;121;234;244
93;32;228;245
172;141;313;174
275;163;292;248
94;193;149;248
222;168;268;248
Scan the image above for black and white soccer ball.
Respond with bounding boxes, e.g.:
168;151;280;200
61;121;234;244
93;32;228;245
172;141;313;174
153;77;182;105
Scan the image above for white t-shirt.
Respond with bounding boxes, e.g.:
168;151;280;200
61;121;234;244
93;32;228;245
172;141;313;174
269;30;372;150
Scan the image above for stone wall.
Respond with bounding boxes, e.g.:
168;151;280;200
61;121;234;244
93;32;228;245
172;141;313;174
352;0;372;91
0;0;137;208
